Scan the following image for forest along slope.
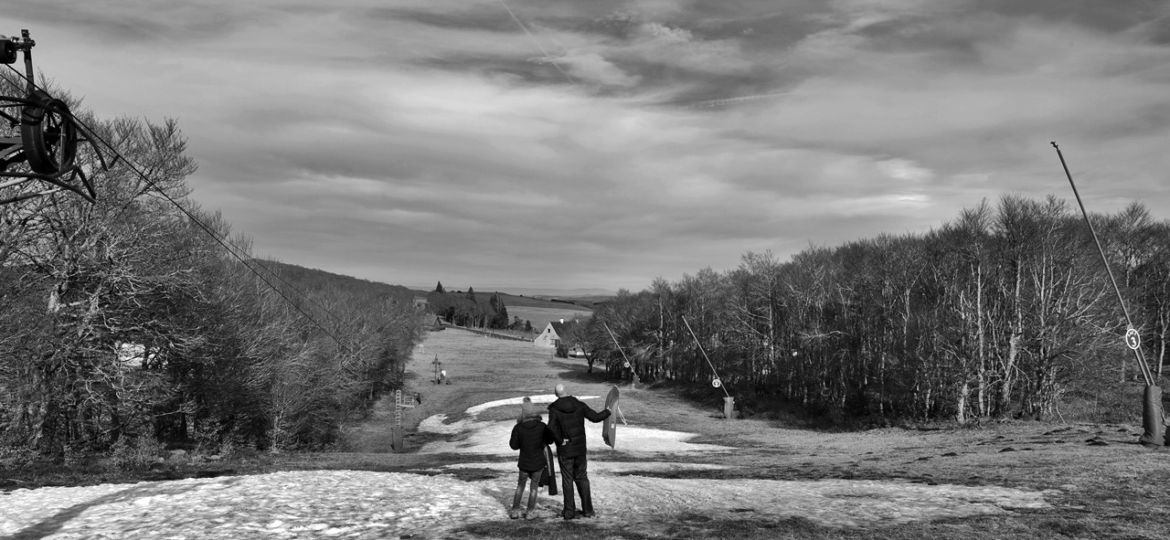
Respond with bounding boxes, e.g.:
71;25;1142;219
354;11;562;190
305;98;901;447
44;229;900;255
2;328;1167;539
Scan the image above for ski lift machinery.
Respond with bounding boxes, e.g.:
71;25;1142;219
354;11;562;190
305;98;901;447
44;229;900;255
0;29;114;206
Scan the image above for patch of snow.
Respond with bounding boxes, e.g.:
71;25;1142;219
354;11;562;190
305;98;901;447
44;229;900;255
0;471;504;539
443;461;731;474
416;414;473;435
419;418;731;455
418;394;597;435
419;393;728;455
464;394;565;415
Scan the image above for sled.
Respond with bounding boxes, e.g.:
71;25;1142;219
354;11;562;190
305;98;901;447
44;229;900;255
602;385;619;448
540;445;558;496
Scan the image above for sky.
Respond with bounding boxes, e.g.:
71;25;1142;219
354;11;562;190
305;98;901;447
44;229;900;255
4;0;1170;293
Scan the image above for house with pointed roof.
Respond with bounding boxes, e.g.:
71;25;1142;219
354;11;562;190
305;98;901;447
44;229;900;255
534;318;580;351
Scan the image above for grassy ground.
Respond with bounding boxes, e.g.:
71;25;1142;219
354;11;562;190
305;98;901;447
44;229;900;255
5;328;1170;539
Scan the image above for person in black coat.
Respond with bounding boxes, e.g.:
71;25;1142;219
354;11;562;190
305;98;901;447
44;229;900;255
509;399;555;519
546;383;611;520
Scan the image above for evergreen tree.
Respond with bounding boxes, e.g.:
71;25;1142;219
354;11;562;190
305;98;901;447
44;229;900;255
435;281;445;293
488;292;510;329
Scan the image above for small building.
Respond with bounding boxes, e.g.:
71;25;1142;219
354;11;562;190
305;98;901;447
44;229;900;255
534;319;577;350
116;341;155;368
413;296;429;310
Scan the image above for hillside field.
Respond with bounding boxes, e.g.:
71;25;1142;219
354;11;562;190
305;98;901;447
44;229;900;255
506;305;592;329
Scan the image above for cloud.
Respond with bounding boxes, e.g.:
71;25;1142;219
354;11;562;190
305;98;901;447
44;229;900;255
11;0;1170;292
557;51;640;87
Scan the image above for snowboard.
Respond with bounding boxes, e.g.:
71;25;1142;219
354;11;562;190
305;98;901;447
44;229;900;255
602;385;619;448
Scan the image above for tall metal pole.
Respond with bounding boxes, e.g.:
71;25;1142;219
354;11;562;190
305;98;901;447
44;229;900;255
682;316;731;399
1051;142;1154;386
602;321;639;384
20;29;35;94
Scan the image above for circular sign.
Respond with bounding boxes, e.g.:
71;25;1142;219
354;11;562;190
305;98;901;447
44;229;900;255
712;378;722;388
1124;327;1141;350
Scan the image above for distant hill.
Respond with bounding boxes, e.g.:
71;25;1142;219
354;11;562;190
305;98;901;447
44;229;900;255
259;260;416;305
407;286;616;298
531;294;614;307
250;264;608;315
500;293;599;309
242;267;610;331
496;287;616;297
415;289;607;311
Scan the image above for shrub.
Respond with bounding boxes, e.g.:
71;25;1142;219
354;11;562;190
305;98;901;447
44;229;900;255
108;434;166;470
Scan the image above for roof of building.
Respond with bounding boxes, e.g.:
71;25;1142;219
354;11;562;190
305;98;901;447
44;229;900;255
548;319;581;336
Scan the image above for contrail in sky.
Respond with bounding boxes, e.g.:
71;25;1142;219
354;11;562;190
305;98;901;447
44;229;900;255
686;91;789;109
497;0;578;86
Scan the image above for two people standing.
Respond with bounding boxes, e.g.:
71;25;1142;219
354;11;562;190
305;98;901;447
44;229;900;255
547;383;611;520
507;385;611;521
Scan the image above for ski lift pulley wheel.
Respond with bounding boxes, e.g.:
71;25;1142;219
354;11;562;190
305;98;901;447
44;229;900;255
21;90;77;175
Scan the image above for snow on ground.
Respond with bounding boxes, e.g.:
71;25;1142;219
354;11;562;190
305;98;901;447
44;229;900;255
463;394;566;415
0;469;1055;538
419;419;733;455
442;461;731;474
416;394;583;436
418;394;734;455
0;395;1059;538
0;470;504;539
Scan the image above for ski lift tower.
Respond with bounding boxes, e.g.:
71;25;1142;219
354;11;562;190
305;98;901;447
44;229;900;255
1;29;114;206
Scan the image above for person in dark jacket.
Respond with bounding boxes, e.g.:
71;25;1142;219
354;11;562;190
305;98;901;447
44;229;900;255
546;383;611;520
509;399;555;519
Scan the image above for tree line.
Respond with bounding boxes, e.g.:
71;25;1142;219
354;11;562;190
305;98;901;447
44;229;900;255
582;197;1170;423
0;76;422;457
428;283;516;330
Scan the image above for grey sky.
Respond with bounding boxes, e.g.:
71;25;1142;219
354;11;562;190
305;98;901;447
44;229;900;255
6;0;1170;292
